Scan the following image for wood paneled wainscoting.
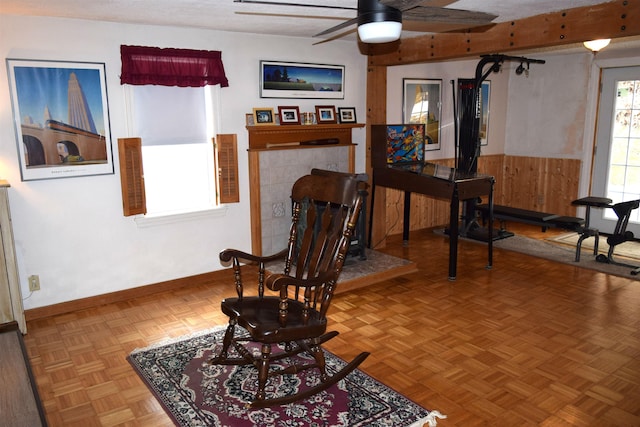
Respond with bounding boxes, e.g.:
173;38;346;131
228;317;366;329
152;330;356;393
500;155;582;216
375;154;581;241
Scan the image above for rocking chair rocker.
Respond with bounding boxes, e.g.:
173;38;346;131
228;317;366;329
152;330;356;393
209;173;370;407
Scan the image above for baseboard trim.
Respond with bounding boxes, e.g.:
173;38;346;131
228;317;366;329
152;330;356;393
24;256;414;322
24;269;234;322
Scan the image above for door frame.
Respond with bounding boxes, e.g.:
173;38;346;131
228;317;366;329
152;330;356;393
577;52;640;234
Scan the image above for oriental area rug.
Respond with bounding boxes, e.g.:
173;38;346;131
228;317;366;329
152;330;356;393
128;327;446;427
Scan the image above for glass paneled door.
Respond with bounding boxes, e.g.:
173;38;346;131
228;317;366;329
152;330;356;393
590;66;640;235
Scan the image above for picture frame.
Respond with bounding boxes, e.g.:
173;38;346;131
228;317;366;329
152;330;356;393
480;81;491;146
245;113;255;126
260;60;345;99
252;107;276;125
277;106;301;125
402;78;442;151
315;105;337;124
338;107;357;124
6;59;114;181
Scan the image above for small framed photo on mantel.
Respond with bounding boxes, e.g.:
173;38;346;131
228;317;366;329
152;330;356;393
277;106;301;125
315;105;337;124
338;107;357;124
252;107;276;125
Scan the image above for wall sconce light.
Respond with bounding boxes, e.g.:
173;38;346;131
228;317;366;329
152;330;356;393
583;39;611;53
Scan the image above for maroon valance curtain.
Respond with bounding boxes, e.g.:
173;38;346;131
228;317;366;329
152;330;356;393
120;45;229;88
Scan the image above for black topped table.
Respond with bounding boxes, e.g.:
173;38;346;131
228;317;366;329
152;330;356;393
369;162;495;280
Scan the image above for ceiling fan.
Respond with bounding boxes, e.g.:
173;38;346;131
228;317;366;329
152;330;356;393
234;0;498;44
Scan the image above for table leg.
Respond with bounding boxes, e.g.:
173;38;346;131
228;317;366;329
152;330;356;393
403;191;411;244
368;182;375;249
487;180;494;269
449;189;459;280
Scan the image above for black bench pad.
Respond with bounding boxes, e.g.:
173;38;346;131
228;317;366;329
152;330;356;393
546;216;585;230
477;204;584;230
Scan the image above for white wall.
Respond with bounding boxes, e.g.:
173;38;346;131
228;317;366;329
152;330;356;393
0;14;367;309
504;51;592;159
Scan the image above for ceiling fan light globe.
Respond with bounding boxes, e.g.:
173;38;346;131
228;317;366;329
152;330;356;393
358;21;402;43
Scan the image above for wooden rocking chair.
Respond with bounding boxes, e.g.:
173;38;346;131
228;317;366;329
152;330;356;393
209;173;370;407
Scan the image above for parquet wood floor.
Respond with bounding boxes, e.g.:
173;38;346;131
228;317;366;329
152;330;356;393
23;224;640;426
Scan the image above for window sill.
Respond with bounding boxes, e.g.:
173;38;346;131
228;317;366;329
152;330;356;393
134;206;228;228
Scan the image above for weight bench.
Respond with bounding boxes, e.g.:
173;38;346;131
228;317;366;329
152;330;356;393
595;199;640;276
476;202;598;262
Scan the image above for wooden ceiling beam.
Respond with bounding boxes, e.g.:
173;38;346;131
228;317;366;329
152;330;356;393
365;0;639;66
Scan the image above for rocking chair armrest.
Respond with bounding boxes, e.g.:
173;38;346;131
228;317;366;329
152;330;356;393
266;271;335;291
219;248;287;264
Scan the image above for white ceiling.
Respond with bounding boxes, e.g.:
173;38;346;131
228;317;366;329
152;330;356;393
0;0;616;42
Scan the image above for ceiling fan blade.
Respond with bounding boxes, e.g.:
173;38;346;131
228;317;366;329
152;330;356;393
312;28;358;45
313;16;359;37
236;11;347;21
402;6;497;24
233;0;355;11
380;0;434;11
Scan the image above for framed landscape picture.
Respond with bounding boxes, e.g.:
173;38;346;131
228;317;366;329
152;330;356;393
260;61;345;99
6;59;114;181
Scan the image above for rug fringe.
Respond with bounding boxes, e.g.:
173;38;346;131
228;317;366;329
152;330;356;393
409;410;447;427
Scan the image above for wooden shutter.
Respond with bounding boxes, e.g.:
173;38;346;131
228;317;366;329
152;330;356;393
118;137;147;216
215;134;239;204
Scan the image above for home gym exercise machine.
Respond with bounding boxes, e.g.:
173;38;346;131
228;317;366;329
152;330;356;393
454;54;545;241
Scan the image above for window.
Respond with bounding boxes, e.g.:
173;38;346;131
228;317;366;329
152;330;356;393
127;84;216;215
118;45;237;218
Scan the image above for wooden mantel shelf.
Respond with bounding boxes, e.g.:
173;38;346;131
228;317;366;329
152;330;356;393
247;123;364;150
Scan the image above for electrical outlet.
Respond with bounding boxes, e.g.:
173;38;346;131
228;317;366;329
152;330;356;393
28;275;40;291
